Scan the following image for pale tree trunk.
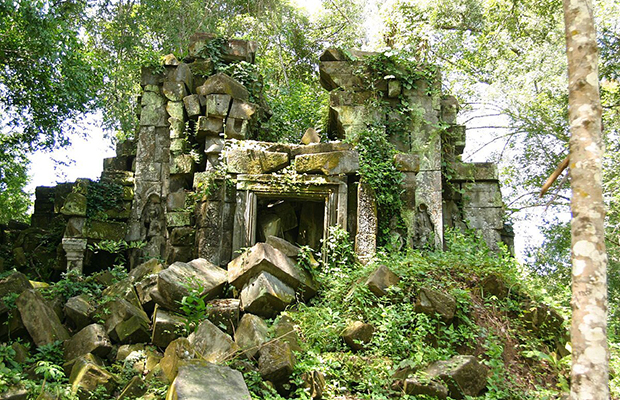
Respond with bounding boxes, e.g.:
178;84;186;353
562;0;609;399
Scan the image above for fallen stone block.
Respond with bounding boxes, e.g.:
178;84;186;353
64;295;92;331
64;324;113;362
301;370;326;400
0;272;33;315
342;321;374;351
16;289;69;347
415;287;457;322
301;128;321;144
424;355;488;399
168;63;194;92
129;258;165;282
295;150;359;175
365;265;400;297
167;360;252;400
258;340;295;384
272;315;302;352
157;258;228;312
160;337;195;382
206;298;240;336
69;355;117;398
102;298;150;344
134;274;159;314
151;306;186;348
265;236;302;258
102;278;142;309
234;313;268;359
240;271;296;318
188;319;239;364
290;141;352;157
403;377;449;399
228;243;316;299
117;375;147;400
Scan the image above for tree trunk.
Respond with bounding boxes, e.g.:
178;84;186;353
562;0;609;398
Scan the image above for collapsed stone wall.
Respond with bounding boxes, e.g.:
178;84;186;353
18;35;513;276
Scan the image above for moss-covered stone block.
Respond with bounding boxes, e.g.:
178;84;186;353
83;220;128;241
61;192;87;217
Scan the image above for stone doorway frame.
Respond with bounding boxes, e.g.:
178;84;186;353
232;174;348;255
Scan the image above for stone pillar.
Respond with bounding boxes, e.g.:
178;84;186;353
62;238;87;274
404;78;444;250
355;182;377;264
127;68;172;261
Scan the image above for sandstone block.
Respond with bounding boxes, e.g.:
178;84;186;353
205;298;240;335
157;258;228;311
224;116;250;139
171;154;196;175
151;307;186;348
394;153;420;172
240;271;296;318
415;287;457;322
197;73;249;101
424;355;488;399
163;81;187;101
365;265;400;297
0;272;33;315
167;360;251;400
227;243;316;298
272;315;302;352
160;338;194;382
16;289;69;346
234;314;268;359
258;340;295;384
295;150;359;175
301;128;320;144
82;220;127;241
118;375;147;399
60;192;87;217
197;115;224;137
166;101;185;121
170;227;196;246
129;258;165;282
205;94;232;118
102;298;150;344
188;319;239;363
229;99;258;120
168;63;194;92
183;94;203;119
265;236;302;258
103;278;142;309
69;355;117;397
225;148;289;174
64;294;93;331
342;321;374;351
403;377;449;399
166;211;192;227
64;324;113;362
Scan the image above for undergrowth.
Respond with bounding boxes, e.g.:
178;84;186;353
246;228;571;399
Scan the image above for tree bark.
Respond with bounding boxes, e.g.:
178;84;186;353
562;0;609;398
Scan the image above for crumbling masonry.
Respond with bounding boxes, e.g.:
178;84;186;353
24;35;513;276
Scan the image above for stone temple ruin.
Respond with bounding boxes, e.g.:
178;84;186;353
0;34;523;398
24;35;512;279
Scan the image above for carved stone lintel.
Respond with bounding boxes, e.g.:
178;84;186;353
62;238;87;274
